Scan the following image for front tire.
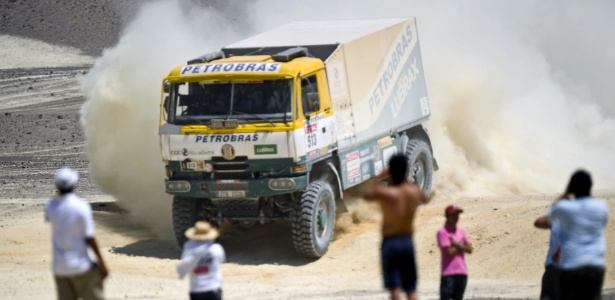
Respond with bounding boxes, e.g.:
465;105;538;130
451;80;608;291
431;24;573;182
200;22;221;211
405;139;434;197
172;196;201;247
291;181;336;258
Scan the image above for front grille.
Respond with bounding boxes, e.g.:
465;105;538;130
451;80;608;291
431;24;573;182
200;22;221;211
214;172;253;180
210;182;249;191
212;156;248;162
213;199;258;218
213;163;249;171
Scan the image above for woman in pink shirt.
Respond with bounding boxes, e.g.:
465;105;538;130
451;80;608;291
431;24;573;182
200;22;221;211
437;205;473;300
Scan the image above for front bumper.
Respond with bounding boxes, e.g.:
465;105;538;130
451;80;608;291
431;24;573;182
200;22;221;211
165;175;308;199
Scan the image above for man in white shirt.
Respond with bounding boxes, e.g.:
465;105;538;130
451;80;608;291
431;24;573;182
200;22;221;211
177;221;226;300
45;167;109;300
548;170;608;300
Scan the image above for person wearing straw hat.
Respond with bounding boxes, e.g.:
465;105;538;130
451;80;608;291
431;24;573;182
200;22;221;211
177;221;225;300
45;167;109;300
437;205;473;300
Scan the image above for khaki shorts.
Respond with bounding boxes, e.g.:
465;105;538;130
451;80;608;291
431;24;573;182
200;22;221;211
54;264;104;300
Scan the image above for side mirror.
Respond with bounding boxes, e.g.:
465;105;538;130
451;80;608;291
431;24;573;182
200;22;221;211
163;81;170;93
306;92;320;112
163;96;170;115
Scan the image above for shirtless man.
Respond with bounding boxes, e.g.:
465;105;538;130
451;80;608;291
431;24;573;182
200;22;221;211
362;154;429;300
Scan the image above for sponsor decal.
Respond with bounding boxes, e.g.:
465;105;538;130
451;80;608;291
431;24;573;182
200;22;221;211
195;134;259;143
307;149;318;158
181;63;280;75
221;144;236;160
320;146;329;155
373;145;382;161
378;136;393;148
368;24;415;115
254;144;277;155
328;62;346;98
303;114;324;125
374;160;383;175
181;159;206;171
420;97;430;116
389;57;421;118
304;123;318;133
346;151;361;186
171;149;214;156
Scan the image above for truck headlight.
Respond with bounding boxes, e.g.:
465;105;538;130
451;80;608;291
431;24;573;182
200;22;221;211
292;165;307;173
166;181;191;192
269;178;296;190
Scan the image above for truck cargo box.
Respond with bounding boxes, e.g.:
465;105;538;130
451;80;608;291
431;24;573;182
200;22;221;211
224;18;430;149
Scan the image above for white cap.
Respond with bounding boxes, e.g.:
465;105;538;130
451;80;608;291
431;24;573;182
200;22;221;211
54;167;79;190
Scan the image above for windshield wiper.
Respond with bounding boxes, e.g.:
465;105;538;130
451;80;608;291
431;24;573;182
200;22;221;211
232;110;276;127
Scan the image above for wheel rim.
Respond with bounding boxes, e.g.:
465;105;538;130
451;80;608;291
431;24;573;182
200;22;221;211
316;193;331;238
412;159;425;189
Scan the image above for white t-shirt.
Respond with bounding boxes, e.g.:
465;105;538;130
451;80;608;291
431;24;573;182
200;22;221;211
548;197;609;269
177;240;226;293
45;193;95;276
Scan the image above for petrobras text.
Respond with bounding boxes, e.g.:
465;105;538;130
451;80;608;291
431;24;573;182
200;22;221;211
368;24;415;115
181;63;281;75
195;134;259;143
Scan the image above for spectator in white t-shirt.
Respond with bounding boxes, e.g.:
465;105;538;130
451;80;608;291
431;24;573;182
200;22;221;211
177;221;226;300
45;167;109;300
548;169;609;300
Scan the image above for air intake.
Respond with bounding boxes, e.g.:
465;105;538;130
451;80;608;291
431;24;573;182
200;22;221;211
271;47;308;62
187;50;225;65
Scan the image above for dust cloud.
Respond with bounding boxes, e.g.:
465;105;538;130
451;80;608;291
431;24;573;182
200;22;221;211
79;0;240;236
80;0;615;235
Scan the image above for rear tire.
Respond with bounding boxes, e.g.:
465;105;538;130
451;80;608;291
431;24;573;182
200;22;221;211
172;196;201;247
291;181;336;258
405;139;434;197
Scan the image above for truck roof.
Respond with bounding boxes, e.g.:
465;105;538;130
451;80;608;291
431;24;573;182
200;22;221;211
224;18;414;61
226;18;412;47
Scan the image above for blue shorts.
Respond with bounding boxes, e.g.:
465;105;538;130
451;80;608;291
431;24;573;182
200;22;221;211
381;235;417;292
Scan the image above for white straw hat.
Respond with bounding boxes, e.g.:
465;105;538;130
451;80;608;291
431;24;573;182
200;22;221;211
185;221;219;241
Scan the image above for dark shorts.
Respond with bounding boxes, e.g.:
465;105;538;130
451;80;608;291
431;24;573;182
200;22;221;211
558;266;604;300
381;235;417;293
190;289;222;300
440;275;467;300
540;264;559;300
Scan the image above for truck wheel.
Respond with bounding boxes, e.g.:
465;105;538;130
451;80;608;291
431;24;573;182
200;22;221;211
405;139;434;197
172;196;201;247
292;181;336;258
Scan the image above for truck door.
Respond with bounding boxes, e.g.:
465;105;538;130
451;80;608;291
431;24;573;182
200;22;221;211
301;73;335;161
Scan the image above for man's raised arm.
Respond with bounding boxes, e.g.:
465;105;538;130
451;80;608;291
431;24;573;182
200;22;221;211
362;169;390;201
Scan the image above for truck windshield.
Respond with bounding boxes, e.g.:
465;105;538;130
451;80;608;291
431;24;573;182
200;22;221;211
170;79;292;124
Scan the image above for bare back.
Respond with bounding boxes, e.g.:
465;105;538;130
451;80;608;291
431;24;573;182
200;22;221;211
377;182;425;237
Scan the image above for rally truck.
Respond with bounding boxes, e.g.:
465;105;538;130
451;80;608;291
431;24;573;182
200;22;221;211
159;18;437;257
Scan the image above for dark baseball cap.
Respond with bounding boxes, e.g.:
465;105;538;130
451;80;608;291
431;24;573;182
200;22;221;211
445;205;463;215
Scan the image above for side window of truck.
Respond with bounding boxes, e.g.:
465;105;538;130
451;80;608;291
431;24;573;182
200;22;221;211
301;76;320;115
